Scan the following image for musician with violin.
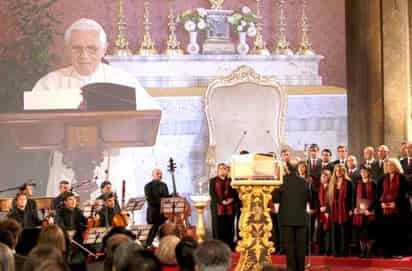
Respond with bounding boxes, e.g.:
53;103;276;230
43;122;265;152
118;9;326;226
55;192;87;232
12;183;37;214
7;191;41;228
144;168;171;246
98;192;121;227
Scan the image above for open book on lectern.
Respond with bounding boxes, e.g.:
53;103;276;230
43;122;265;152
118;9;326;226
24;82;136;111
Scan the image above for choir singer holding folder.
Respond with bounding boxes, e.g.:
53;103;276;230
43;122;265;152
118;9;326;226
31;18;159;197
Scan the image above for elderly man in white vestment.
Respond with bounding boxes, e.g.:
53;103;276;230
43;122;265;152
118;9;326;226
32;18;159;198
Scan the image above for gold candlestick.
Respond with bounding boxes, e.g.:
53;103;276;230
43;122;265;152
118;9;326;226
297;0;315;55
251;0;270;56
190;195;210;243
138;0;158;55
113;0;131;56
273;0;293;55
164;0;183;55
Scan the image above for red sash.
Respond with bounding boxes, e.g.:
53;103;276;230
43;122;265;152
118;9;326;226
318;184;329;231
353;180;375;225
215;178;234;216
331;180;349;224
381;174;400;215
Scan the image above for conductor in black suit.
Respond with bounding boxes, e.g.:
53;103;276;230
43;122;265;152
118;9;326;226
275;158;311;271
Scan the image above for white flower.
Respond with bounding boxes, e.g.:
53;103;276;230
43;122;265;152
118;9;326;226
247;26;257;37
237;25;244;32
240;20;247;27
228;15;236;25
197;19;207;30
175;16;181;23
242;6;251;14
249;22;255;28
184;20;196;32
197;8;207;17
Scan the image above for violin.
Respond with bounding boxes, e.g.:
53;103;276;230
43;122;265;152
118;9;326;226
112;180;130;227
82;200;101;241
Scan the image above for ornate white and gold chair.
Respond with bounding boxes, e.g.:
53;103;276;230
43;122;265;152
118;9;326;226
205;65;288;175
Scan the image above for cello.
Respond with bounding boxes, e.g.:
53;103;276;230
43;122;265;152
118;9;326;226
112;180;131;227
166;158;195;237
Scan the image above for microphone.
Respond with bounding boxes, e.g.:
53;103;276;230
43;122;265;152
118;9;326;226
233;131;247;154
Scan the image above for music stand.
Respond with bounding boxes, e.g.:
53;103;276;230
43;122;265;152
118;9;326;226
128;224;153;245
82;199;104;217
125;197;145;225
160;197;186;219
83;227;110;245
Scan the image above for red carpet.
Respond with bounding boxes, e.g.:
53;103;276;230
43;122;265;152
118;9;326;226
230;254;412;270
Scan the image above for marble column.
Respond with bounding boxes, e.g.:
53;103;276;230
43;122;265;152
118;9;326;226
346;0;411;157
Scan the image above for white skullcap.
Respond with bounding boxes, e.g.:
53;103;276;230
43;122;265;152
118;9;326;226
64;18;107;46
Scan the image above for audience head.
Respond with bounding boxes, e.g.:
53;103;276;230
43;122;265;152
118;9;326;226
321;148;332;163
33;260;70;271
58;180;70;194
112;242;161;271
363;146;375;161
100;180;113;193
193;240;231;271
155;235;180;265
0;218;22;249
37;224;67;254
175;236;198;271
286;157;299;174
62;192;76;209
102;226;138;271
23;244;65;271
336;145;347;160
152;168;163;181
158;223;181;239
0;242;14;271
15;192;28;210
64;18;107;76
377;145;389;160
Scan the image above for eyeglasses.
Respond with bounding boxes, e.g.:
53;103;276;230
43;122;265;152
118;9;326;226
71;45;100;56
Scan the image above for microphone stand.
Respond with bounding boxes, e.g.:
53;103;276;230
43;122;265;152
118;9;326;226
233;131;247;154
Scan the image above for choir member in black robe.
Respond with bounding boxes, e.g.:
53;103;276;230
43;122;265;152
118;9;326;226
144;168;170;246
327;164;353;257
352;166;377;258
209;163;235;249
7;192;41;229
52;180;71;210
377;158;408;258
98;192;121;227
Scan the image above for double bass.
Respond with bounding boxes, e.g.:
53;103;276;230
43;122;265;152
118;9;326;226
112;180;131;227
166;158;195;237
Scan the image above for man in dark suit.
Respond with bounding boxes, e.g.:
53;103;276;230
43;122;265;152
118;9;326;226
360;146;375;169
401;143;412;179
371;145;389;181
307;144;322;186
274;159;311;271
144;168;170;246
347;155;360;182
321;148;335;172
51;180;71;210
333;145;348;169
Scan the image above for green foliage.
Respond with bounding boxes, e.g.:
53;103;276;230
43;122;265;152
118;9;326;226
0;0;62;112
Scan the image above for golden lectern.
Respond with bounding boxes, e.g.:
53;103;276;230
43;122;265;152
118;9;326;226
231;153;283;271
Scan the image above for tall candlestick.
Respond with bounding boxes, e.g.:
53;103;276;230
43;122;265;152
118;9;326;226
138;0;158;55
251;0;270;55
297;0;315;55
113;0;131;56
273;0;293;55
164;0;183;55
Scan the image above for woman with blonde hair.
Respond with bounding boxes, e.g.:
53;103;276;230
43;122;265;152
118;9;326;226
377;158;408;258
0;242;14;271
327;164;353;257
318;169;331;255
155;235;180;266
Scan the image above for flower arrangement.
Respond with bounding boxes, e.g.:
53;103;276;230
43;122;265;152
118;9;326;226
228;6;257;37
180;8;208;32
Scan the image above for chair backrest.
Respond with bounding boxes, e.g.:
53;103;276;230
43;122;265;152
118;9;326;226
205;65;287;175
